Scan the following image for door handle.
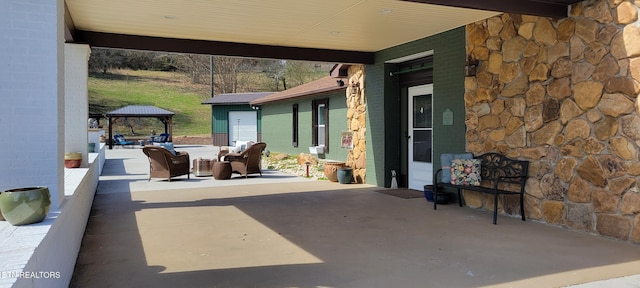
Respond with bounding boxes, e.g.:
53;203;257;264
405;131;411;139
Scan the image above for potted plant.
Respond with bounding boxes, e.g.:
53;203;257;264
323;161;346;182
337;166;353;184
0;186;51;226
64;152;82;168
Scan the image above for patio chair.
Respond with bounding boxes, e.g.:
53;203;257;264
217;142;267;178
150;133;170;143
113;134;135;148
142;146;190;181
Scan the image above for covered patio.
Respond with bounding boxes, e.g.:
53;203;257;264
4;0;640;287
69;146;640;288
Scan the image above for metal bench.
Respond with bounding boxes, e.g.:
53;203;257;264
434;153;529;224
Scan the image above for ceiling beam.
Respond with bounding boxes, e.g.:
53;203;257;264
398;0;570;18
73;31;375;64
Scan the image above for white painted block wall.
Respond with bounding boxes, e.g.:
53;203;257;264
0;1;100;287
0;0;65;208
64;44;91;167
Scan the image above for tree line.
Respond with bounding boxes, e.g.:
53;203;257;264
88;48;332;94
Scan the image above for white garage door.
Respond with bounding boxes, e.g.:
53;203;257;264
228;111;257;145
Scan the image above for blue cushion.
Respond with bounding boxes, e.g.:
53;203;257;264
155;142;177;155
441;153;473;183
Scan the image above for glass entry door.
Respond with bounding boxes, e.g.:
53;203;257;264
408;84;433;190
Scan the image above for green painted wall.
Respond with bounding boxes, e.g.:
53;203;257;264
366;27;468;187
260;90;348;161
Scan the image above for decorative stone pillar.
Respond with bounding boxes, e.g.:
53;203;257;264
464;1;640;243
345;65;366;183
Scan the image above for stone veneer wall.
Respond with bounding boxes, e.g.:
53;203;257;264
464;0;640;243
346;65;367;183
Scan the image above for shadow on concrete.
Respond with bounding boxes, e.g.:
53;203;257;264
70;182;640;288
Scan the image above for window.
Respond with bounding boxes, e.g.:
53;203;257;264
312;99;329;152
292;104;299;147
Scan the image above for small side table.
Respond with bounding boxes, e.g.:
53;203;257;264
213;161;232;180
193;158;215;177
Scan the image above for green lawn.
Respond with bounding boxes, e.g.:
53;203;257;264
89;70;211;136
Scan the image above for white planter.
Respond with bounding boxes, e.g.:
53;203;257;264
309;145;325;154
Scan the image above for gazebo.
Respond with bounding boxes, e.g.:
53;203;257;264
106;105;175;149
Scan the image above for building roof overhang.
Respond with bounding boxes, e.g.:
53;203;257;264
65;0;581;63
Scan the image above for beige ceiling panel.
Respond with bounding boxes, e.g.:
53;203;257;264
66;0;500;51
288;1;500;51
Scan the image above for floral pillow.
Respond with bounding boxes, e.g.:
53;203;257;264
450;159;481;186
440;153;473;183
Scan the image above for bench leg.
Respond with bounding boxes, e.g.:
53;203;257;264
520;193;526;221
493;193;499;225
457;188;463;207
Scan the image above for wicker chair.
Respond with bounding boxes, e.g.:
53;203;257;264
217;142;267;178
142;146;190;181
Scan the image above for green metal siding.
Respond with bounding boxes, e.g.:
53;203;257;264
367;26;467;187
260;90;348;161
211;104;262;145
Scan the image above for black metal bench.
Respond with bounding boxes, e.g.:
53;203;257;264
433;153;529;224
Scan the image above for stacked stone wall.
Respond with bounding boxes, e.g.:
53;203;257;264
464;0;640;243
346;65;367;183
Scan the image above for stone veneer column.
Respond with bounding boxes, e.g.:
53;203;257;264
464;0;640;243
345;65;367;183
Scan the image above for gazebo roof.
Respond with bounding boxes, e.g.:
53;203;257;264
106;105;174;117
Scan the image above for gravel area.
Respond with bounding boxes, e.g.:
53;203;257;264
262;154;328;180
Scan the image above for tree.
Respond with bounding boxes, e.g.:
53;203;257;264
174;54;210;84
260;59;286;91
122;50;154;70
88;48;126;73
284;61;324;88
87;48;332;94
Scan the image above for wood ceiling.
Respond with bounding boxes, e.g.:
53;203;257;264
65;0;582;63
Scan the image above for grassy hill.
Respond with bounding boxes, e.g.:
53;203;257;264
89;69;212;137
89;66;329;139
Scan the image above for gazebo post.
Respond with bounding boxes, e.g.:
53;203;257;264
168;117;173;142
163;118;168;137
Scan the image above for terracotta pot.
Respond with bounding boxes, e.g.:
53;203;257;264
323;162;346;182
64;152;82;168
0;186;51;226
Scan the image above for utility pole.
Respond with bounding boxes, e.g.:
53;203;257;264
210;55;214;97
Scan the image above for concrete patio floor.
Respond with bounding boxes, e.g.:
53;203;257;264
70;145;640;288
